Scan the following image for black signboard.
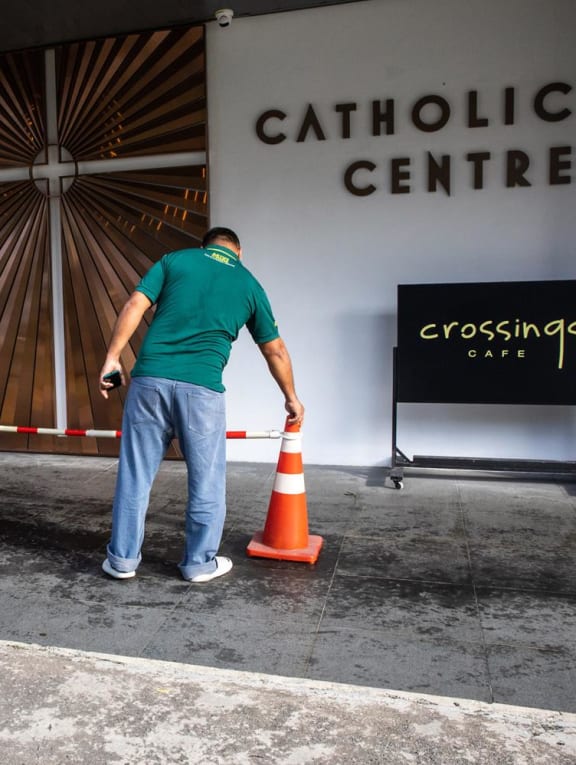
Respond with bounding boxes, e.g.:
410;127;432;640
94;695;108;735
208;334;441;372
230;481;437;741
397;280;576;405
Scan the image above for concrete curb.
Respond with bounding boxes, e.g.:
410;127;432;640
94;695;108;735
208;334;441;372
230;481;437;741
1;640;575;764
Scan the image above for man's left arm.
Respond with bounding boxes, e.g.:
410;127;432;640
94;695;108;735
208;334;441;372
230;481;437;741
99;291;152;399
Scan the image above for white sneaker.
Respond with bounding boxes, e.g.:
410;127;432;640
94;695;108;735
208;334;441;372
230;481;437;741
189;556;233;583
102;558;136;579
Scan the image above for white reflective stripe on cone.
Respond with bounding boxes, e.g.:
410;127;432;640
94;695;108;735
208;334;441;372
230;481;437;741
273;472;306;495
280;436;303;454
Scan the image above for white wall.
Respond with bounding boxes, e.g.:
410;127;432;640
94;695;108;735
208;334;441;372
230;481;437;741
206;0;576;466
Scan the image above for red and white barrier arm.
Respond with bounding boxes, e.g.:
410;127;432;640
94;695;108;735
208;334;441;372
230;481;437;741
226;431;281;439
0;425;281;440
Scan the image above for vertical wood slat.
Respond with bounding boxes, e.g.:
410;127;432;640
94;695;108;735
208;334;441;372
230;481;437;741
0;49;44;165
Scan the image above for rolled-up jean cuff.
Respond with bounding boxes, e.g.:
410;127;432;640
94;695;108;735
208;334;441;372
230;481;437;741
106;545;141;573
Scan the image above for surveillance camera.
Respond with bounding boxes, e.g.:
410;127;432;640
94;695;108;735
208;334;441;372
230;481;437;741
215;8;234;27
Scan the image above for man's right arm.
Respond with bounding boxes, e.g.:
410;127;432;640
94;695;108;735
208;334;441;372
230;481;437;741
99;290;152;399
258;337;304;425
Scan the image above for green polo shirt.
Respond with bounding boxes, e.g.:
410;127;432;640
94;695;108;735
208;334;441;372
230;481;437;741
131;245;280;391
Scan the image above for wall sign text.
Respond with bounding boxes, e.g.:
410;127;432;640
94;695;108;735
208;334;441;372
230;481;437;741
255;83;573;196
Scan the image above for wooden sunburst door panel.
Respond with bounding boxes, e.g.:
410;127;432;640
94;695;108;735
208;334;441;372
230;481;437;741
0;26;208;455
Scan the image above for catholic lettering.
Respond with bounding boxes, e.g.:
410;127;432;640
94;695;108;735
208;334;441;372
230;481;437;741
255;83;572;142
254;82;573;195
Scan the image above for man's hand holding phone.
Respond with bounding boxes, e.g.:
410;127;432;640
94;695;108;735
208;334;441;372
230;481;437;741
99;366;125;399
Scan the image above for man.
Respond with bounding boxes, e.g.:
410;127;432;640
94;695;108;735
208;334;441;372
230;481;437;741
99;227;304;583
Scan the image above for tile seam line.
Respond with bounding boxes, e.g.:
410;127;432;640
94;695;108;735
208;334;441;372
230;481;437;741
136;580;202;658
301;493;356;675
458;480;496;704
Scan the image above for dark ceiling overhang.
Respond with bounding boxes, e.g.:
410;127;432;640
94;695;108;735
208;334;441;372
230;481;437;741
0;0;367;52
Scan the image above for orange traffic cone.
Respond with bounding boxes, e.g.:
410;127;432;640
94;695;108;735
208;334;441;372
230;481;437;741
246;417;323;563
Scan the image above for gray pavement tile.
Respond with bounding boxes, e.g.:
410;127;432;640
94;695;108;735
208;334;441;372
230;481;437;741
0;538;191;607
0;538;104;581
179;560;330;623
488;645;576;713
0;499;111;542
141;609;315;676
462;503;576;536
0;589;40;631
302;472;368;502
458;480;569;507
346;501;466;537
477;588;576;652
293;494;357;521
0;496;47;521
226;461;277;480
0;540;186;652
307;630;492;702
0;558;191;617
7;599;170;657
321;576;481;643
466;523;576;548
48;564;191;608
562;483;576;501
0;453;116;469
0;512;108;561
335;533;472;585
467;539;576;593
356;477;462;508
13;467;119;501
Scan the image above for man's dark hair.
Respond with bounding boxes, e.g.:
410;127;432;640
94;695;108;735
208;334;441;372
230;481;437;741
202;227;241;249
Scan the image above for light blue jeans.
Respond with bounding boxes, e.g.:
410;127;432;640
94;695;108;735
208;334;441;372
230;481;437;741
106;376;226;580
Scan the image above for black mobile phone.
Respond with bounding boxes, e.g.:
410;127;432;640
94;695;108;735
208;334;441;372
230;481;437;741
103;371;122;389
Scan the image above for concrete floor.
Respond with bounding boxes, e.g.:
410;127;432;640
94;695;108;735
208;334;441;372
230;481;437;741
1;451;576;761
